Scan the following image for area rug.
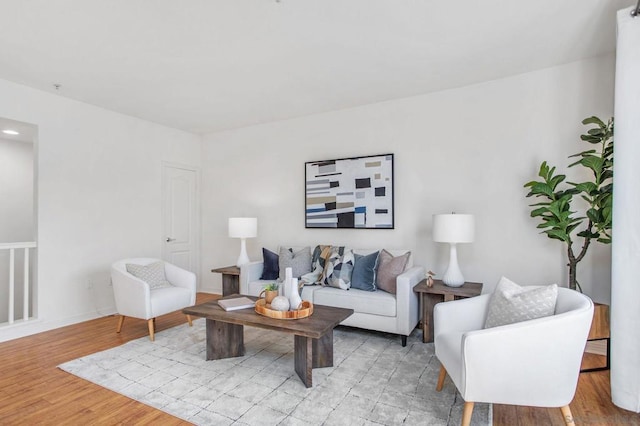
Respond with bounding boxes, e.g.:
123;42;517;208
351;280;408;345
59;320;490;425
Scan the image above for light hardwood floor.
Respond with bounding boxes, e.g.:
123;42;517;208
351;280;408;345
0;292;637;425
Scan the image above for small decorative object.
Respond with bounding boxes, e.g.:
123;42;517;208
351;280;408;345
259;282;279;304
524;116;613;291
305;154;394;229
270;296;290;312
288;278;303;311
433;213;475;287
228;217;257;267
426;270;436;288
283;267;293;299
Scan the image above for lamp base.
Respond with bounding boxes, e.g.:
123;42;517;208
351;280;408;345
236;238;250;267
442;243;465;287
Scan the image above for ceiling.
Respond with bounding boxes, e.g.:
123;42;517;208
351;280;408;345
0;0;634;134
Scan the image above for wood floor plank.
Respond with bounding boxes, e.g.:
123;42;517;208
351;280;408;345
1;292;639;425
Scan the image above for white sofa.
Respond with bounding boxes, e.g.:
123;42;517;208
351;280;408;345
240;248;425;346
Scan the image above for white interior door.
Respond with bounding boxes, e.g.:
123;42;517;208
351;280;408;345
162;163;199;275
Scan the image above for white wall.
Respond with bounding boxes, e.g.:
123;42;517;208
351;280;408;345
201;55;615;302
0;79;201;342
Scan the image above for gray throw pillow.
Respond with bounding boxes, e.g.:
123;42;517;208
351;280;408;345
351;251;379;291
484;276;558;328
126;262;173;290
278;247;312;281
375;249;410;294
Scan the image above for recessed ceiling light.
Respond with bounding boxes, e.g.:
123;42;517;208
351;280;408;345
2;129;20;135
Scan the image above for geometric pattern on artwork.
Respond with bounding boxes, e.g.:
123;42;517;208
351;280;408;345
484;276;559;329
305;154;394;229
126;262;173;290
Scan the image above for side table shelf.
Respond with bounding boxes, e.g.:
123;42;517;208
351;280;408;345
211;265;240;296
414;279;483;343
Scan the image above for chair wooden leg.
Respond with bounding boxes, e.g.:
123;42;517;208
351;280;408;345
461;401;474;426
560;405;575;426
148;318;155;341
116;315;125;333
436;364;447;391
186;314;193;326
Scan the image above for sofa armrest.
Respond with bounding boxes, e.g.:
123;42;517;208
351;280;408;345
240;261;264;294
111;267;152;319
395;265;425;336
434;294;491;338
164;262;197;305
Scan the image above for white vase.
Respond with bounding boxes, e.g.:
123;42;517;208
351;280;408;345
283;267;293;299
288;278;302;311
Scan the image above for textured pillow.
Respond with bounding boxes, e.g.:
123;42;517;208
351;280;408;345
375;250;411;294
484;277;558;328
260;248;279;280
323;248;355;290
278;247;312;281
126;262;172;290
301;245;332;285
351;251;379;291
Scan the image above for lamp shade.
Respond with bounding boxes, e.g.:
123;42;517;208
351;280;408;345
228;217;257;238
433;214;475;243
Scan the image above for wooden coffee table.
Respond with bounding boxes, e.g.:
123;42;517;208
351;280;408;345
182;295;353;388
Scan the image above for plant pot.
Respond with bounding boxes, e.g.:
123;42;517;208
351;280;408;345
259;289;278;305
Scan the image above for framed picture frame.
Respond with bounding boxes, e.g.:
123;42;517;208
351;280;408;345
305;153;394;229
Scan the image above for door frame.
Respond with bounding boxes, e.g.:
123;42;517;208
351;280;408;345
161;161;201;283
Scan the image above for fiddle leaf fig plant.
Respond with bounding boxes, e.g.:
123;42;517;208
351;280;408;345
524;116;613;292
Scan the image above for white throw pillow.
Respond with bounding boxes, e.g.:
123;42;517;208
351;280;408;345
126;262;173;290
484;276;558;328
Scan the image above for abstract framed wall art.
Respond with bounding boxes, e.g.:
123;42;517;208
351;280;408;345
305;154;394;229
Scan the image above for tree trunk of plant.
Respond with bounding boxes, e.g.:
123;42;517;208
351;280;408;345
568;259;578;291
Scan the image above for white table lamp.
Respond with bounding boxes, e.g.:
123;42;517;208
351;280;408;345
228;217;257;267
433;213;475;287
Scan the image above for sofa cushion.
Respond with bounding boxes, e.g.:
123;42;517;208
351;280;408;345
126;261;172;290
301;245;332;285
351;251;379;291
484;276;558;328
323;247;355;290
278;247;312;281
376;250;410;294
313;287;396;317
260;248;279;280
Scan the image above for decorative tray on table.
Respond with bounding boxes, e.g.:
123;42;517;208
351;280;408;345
255;299;314;320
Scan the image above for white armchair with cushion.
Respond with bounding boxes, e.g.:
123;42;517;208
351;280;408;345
434;279;593;426
111;258;197;341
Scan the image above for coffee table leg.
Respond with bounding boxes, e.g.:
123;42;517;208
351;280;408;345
206;319;244;360
294;335;313;388
294;330;334;388
313;329;333;368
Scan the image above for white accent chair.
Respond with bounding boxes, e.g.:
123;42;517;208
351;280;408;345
111;258;197;341
434;287;593;426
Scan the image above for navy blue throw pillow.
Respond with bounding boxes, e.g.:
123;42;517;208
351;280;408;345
260;248;280;280
350;251;379;291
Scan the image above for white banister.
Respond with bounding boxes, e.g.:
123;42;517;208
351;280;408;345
9;248;14;324
1;241;37;326
23;248;29;321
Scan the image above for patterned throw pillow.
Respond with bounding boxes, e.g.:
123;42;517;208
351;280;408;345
278;247;312;281
375;249;410;294
323;247;355;290
126;262;173;290
260;248;279;280
484;277;558;329
351;251;379;291
301;245;332;285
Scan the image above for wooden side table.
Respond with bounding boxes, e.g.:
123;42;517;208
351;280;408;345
211;265;240;296
414;279;483;343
